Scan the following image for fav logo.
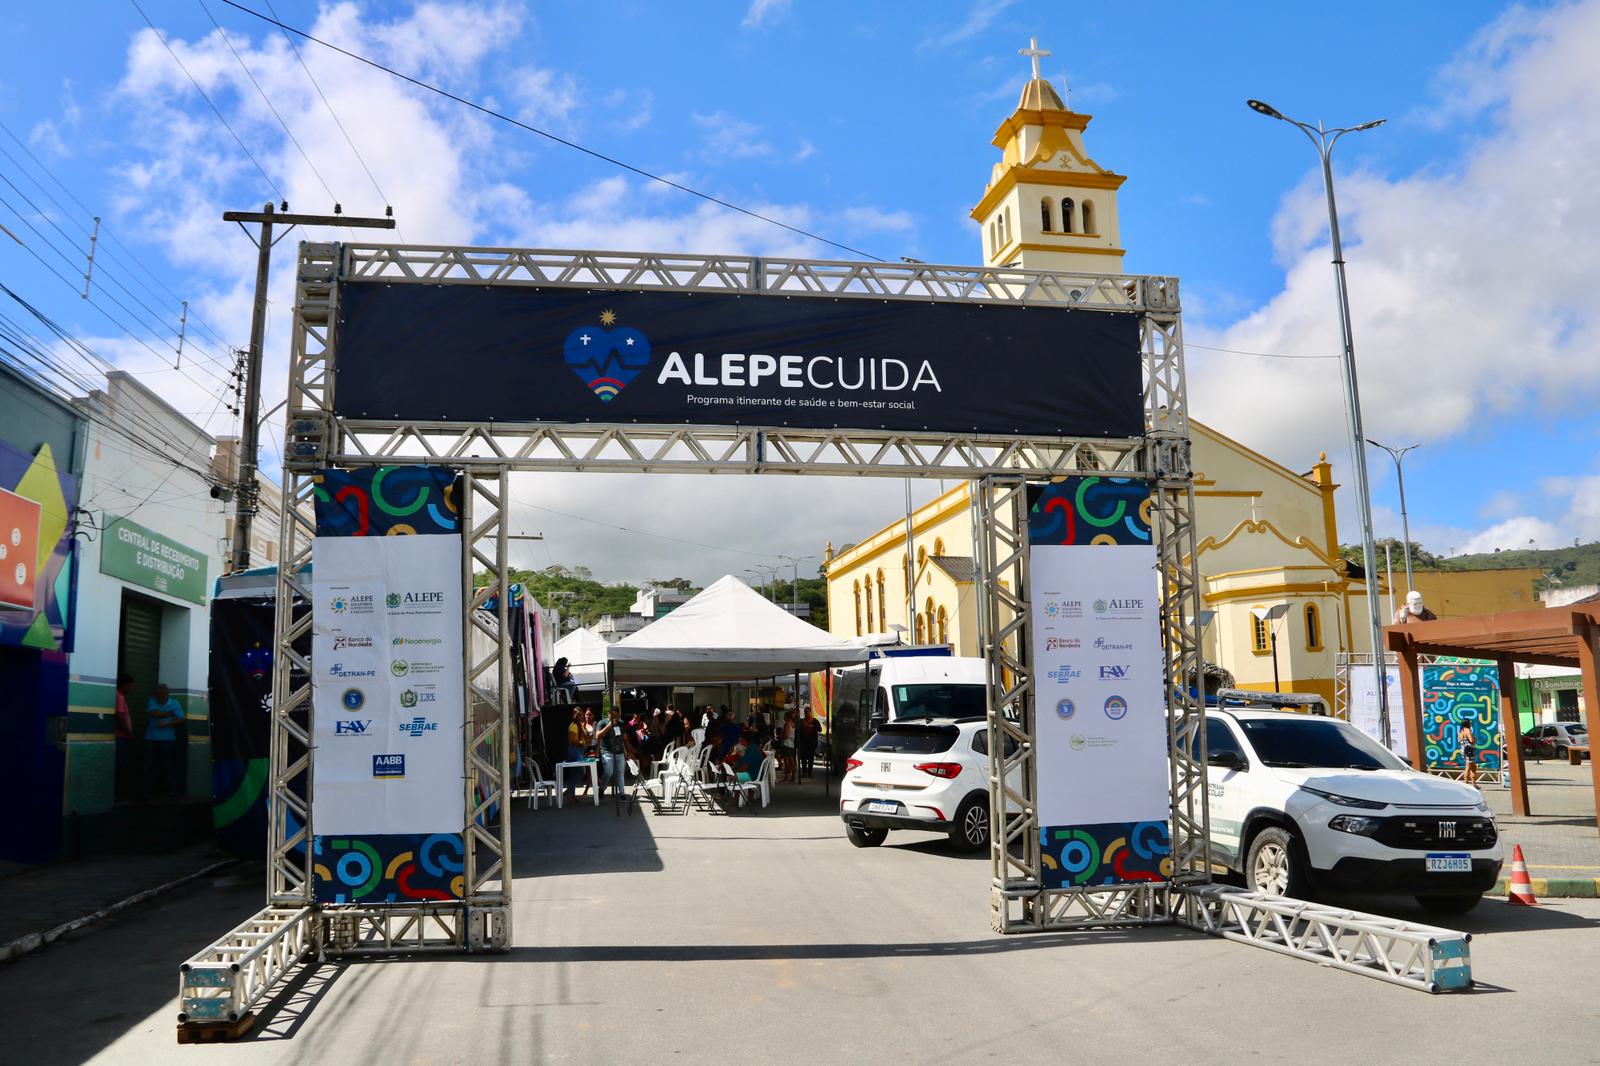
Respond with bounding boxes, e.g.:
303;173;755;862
1099;665;1130;680
400;689;419;709
398;716;439;737
1044;665;1082;684
564;310;652;402
1055;698;1075;719
372;754;406;778
341;688;365;712
1069;734;1086;751
1104;695;1129;720
391;660;410;677
335;719;372;736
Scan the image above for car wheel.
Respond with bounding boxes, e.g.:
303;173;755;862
1245;826;1311;899
1557;745;1569;760
846;825;887;848
1416;893;1482;915
953;794;990;852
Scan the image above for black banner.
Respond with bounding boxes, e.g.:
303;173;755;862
333;282;1143;438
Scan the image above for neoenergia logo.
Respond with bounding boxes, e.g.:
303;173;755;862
564;309;651;403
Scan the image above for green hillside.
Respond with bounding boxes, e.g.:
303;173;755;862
1340;538;1600;594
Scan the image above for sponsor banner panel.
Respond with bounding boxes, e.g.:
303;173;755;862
1349;665;1411;760
311;832;464;903
311;533;465;838
1028;478;1169;865
332;283;1143;438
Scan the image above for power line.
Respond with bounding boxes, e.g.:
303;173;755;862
1188;342;1339;360
195;0;345;216
218;0;888;262
129;0;285;204
0;120;237;356
261;0;399;237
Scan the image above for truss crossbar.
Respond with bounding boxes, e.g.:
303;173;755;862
1171;885;1472;993
337;244;1179;314
178;907;316;1026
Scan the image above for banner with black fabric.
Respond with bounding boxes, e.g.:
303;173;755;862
332;283;1143;438
208;597;276;857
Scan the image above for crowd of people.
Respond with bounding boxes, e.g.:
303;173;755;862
558;702;823;803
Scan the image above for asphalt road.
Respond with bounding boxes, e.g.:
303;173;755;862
8;794;1600;1065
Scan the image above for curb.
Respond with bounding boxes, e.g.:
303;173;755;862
1488;876;1600;899
0;858;236;965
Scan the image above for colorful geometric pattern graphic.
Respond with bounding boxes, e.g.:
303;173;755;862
1040;821;1171;889
0;440;79;651
1029;476;1153;546
563;312;652;402
313;466;461;537
312;832;466;903
1421;663;1504;773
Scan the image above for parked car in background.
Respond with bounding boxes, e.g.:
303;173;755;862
1521;722;1587;761
839;716;1011;852
1199;709;1502;914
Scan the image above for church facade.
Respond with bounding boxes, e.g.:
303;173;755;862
822;44;1538;708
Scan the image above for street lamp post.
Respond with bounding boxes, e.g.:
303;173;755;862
1247;98;1393;746
1367;439;1420;594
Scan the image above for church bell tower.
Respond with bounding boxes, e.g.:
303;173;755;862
972;38;1127;273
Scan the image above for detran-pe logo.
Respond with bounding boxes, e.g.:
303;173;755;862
565;310;652;403
1104;695;1129;721
1055;698;1075;719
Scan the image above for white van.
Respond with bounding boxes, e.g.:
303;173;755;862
827;654;988;760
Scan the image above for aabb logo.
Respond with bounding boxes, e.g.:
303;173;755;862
372;754;406;779
335;719;372;736
1099;665;1130;680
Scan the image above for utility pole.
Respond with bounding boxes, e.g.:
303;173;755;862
223;203;394;573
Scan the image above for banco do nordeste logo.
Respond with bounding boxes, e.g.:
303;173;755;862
565;309;652;403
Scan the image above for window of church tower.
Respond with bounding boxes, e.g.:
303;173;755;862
1082;199;1096;234
1003;207;1012;245
1304;603;1323;652
1061;198;1075;233
937;605;949;646
1040;197;1053;232
933;537;945;557
853;581;862;636
877;569;887;628
864;579;874;632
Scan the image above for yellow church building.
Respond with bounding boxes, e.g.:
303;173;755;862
822;42;1538;707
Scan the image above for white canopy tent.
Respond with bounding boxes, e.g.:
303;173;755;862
607;575;869;683
552;625;611;689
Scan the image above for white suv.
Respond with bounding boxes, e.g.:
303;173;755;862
1200;709;1503;915
839;717;1009;851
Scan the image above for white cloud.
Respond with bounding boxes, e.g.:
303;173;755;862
691;111;773;160
614;89;653;133
1452;516;1564;556
512;67;578;126
792;139;815;163
28;79;81;157
1189;0;1600;479
740;0;791;31
919;0;1017;53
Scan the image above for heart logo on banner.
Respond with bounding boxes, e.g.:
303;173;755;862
563;315;652;402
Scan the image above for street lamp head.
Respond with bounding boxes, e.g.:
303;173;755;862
1353;118;1387;132
1247;99;1284;120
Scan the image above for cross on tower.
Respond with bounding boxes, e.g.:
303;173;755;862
1019;36;1051;82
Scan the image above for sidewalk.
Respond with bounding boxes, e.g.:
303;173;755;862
0;843;237;962
1481;759;1600;897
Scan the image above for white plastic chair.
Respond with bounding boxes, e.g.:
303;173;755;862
731;754;774;809
526;764;559;810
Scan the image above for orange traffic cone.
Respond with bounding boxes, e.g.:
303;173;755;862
1507;844;1539;907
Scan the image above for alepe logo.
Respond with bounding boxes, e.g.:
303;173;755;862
385;593;401;609
565;309;652;403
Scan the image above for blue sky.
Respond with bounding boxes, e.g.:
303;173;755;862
1;0;1596;580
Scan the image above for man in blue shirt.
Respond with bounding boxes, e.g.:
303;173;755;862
144;683;185;800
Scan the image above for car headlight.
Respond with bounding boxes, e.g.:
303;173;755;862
1299;785;1387;810
1328;814;1383;836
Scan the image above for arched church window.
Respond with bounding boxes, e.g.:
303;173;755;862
1061;198;1075;234
933;537;945;557
853;581;862;636
1305;603;1323;652
1004;207;1013;245
1040;198;1053;232
1082;199;1096;234
915;613;926;644
877;569;887;629
864;579;874;632
937;605;949;646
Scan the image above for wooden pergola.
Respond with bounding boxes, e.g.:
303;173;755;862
1386;605;1600;829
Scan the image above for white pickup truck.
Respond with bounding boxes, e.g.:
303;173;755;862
1198;708;1503;914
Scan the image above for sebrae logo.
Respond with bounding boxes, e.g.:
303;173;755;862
398;716;438;737
1044;665;1082;684
565;310;652;403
